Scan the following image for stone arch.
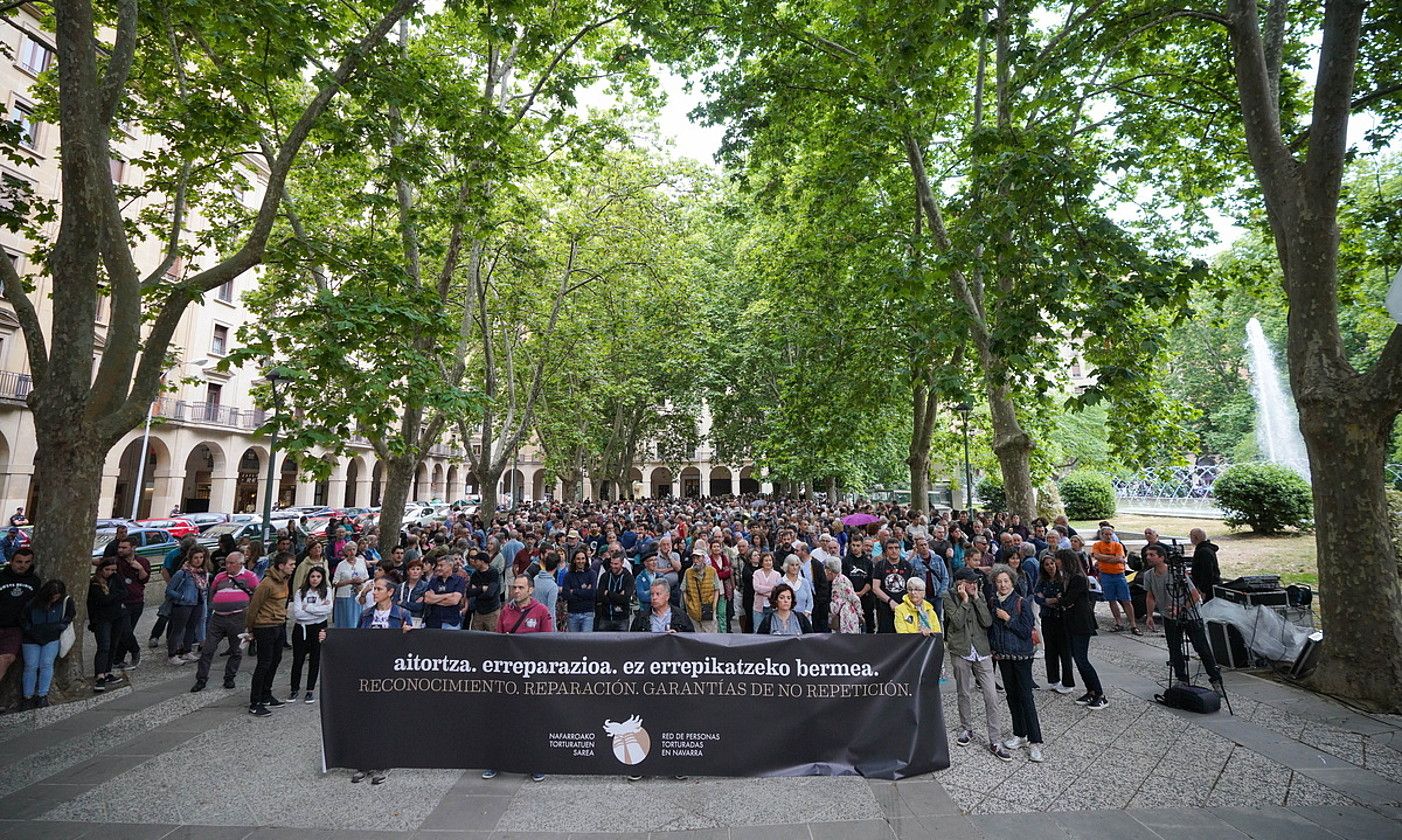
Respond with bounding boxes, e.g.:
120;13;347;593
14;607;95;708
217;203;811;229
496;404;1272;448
371;460;385;507
446;464;460;501
649;466;674;498
112;435;173;519
312;455;335;506
277;453;299;508
345;455;366;507
680;466;702;499
709;465;732;497
234;446;266;514
180;441;227;514
739;464;761;494
501;468;525;506
0;428;12;512
413;461;427;501
430;462;445;500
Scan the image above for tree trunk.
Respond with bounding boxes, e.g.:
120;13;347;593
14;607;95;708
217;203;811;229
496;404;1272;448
478;462;504;520
908;377;939;515
30;412;107;694
1300;404;1402;709
826;475;837;500
374;456;415;548
986;377;1034;518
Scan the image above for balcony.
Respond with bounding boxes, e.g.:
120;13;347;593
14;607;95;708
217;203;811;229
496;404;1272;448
0;370;32;402
153;397;266;431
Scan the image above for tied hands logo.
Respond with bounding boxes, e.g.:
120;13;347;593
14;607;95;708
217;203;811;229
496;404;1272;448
604;715;650;766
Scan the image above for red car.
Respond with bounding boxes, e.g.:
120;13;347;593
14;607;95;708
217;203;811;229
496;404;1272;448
135;517;200;539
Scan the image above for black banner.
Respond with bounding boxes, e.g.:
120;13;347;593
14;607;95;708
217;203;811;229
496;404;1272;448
319;630;948;779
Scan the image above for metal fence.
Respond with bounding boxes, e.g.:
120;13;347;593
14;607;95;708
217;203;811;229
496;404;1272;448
1112;461;1402;516
152;398;266;431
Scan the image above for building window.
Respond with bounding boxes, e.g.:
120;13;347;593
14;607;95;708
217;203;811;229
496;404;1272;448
1069;362;1083;378
17;36;52;75
216;279;234;302
10;102;38;150
210;324;228;355
109;157;125;184
206;382;223;405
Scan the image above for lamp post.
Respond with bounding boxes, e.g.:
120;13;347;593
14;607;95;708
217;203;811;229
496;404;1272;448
260;367;291;547
955;402;973;514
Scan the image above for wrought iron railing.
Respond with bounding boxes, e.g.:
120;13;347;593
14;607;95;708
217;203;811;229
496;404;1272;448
0;370;32;400
1112;461;1402;514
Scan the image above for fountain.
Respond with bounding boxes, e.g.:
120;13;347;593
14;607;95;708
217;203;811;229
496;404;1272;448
1244;317;1309;476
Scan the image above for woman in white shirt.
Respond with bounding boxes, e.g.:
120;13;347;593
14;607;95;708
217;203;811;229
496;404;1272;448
289;565;333;703
331;546;368;629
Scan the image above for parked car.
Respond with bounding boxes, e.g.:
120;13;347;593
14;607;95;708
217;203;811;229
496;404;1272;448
135;517;200;539
92;527;177;559
96;518;132;530
181;512;230;532
197;521;268;550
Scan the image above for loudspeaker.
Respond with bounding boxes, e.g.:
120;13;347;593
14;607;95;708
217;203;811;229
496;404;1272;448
1207;620;1251;669
1157;683;1221;714
1289;631;1324;680
1213;586;1290;608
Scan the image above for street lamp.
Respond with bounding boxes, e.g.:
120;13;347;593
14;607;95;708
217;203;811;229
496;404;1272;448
260;367;292;547
955;402;973;514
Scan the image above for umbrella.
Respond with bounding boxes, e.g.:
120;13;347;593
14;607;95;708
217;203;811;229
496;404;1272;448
842;513;881;527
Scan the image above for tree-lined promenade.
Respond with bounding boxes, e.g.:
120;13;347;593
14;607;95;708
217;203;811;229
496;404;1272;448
0;0;1397;710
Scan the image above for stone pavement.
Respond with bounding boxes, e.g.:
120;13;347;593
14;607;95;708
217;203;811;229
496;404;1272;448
1;607;1400;840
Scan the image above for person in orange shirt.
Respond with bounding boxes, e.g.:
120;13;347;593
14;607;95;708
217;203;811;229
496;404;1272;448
1091;525;1138;634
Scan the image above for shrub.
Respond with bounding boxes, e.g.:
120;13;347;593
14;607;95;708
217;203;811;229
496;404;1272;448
1214;463;1313;535
977;474;1006;513
1059;471;1117;521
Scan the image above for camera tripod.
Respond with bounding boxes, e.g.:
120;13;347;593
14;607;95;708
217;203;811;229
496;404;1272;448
1158;555;1234;715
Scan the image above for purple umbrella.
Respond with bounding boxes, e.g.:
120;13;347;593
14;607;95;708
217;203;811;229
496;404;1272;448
842;513;881;527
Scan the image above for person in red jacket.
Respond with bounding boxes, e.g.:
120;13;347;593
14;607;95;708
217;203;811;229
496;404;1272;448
497;574;554;634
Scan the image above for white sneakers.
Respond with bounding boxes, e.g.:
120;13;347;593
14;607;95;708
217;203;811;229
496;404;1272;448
168;655;188;666
1055;683;1077;694
1029;745;1045;763
1002;735;1028;750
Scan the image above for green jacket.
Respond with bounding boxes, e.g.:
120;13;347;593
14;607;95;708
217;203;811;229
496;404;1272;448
942;589;992;659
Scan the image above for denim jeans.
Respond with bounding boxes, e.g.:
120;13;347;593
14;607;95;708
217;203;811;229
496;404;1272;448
21;640;60;697
92;615;127;676
166;603;199;657
1068;633;1103;696
117;602;144;664
998;658;1043;744
566;612;594;633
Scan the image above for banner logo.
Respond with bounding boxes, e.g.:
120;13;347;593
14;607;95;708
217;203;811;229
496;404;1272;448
604;715;651;765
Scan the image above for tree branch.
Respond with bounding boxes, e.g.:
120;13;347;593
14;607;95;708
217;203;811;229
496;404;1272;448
1262;0;1289;108
1303;0;1365;204
1224;0;1299;195
99;0;137;125
105;0;419;436
0;255;48;388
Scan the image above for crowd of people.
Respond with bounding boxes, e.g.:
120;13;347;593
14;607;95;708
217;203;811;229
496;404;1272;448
0;496;1225;775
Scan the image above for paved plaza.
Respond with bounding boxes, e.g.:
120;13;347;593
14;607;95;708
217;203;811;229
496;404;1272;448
2;609;1400;840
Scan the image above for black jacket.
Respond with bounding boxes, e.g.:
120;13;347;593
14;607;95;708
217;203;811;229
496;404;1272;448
629;608;694;633
87;578;128;628
1191;541;1221;600
596;568;634;621
1062;573;1098;636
